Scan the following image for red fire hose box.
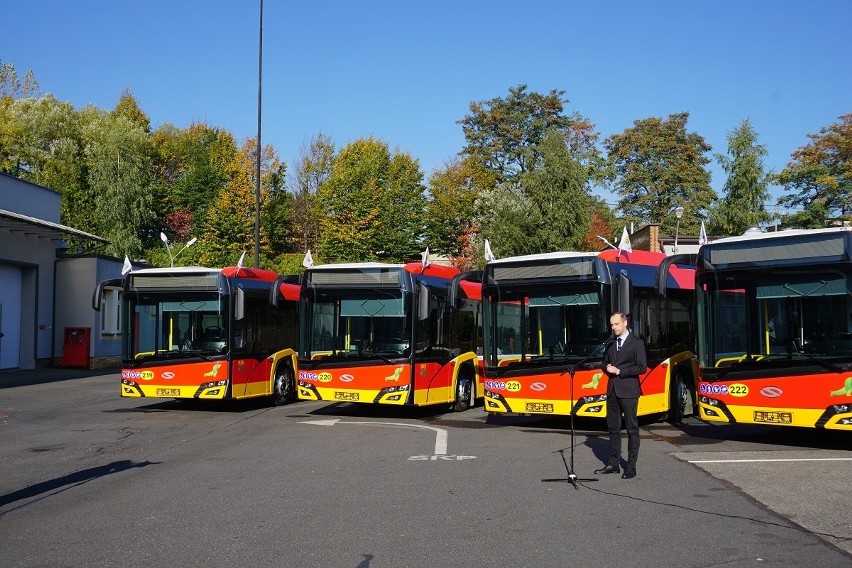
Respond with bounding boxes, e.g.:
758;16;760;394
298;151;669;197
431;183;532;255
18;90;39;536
63;327;91;368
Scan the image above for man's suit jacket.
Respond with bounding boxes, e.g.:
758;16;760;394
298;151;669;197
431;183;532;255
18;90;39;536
602;333;648;399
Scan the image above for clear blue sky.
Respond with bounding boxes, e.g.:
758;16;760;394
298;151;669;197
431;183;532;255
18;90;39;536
4;1;850;210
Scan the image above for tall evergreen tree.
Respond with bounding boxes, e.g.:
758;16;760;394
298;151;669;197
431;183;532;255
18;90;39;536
518;129;594;251
708;118;770;236
473;131;608;260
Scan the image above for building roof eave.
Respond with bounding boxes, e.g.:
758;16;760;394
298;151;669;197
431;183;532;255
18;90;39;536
0;208;110;244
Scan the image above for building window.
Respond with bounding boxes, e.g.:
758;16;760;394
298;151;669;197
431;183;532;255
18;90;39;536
101;288;122;335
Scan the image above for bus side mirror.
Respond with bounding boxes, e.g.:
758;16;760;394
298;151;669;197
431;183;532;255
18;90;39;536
235;287;245;321
615;272;633;314
448;270;482;309
418;283;430;320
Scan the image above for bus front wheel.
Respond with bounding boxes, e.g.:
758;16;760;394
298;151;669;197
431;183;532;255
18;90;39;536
272;363;296;406
451;374;473;412
668;371;693;424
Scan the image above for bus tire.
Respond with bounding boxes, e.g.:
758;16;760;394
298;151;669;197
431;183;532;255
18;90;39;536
668;370;693;424
272;362;296;406
451;372;473;412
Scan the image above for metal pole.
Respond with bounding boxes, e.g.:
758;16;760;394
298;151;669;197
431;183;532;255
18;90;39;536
254;0;263;268
673;206;684;254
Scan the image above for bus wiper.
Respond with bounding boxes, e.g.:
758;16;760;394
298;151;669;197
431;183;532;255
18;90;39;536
316;352;398;365
792;352;852;373
370;353;397;364
708;355;764;382
129;354;158;366
493;357;565;376
181;349;214;361
130;350;214;365
360;350;400;364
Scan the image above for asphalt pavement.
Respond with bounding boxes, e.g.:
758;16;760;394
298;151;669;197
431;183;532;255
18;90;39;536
0;367;117;389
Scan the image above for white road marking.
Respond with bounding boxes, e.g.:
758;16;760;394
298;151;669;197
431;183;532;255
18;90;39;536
302;418;449;455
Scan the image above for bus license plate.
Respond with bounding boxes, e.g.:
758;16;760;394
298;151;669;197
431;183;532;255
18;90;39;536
156;388;181;397
526;402;554;413
753;410;793;424
334;391;360;401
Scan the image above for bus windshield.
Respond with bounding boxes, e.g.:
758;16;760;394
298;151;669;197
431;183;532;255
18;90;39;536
697;267;852;369
303;289;410;359
125;291;228;361
483;283;608;367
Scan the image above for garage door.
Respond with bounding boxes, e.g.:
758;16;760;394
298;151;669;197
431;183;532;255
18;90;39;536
0;264;22;369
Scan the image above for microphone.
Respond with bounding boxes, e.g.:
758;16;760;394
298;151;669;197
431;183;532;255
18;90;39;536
602;334;615;347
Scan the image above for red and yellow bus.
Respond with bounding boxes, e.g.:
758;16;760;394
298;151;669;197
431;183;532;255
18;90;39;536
94;266;300;404
296;262;482;411
696;227;852;430
481;248;697;422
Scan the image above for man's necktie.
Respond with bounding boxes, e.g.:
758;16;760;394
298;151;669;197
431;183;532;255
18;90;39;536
616;337;622;351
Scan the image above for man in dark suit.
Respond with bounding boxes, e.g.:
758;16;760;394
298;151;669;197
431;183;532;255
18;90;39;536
594;311;647;479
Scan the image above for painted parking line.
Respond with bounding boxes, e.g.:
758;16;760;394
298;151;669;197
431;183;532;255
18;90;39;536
689;457;852;463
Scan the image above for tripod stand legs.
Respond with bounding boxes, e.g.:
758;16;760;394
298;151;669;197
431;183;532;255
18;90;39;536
541;449;598;489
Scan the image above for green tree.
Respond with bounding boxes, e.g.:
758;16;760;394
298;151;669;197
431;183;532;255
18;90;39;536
110;89;151;133
291;132;335;253
85;114;155;258
708;118;771;236
605;112;715;235
518;129;595;251
773;114;852;228
424;156;495;267
474;181;539;259
197;138;277;268
474;130;603;259
0;95;97;242
0;60;40;99
151;122;237;249
263;159;299;266
316;137;426;263
459;84;598;184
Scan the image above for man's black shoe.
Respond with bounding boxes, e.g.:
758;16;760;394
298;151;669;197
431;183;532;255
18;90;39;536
594;465;620;475
621;469;636;479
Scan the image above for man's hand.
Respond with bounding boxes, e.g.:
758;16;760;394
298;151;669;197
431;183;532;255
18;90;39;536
606;364;619;376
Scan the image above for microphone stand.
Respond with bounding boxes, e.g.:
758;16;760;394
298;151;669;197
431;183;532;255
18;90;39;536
541;337;611;489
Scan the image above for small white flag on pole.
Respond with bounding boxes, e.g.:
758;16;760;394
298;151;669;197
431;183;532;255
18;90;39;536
121;255;132;276
618;227;633;254
698;220;708;246
484;239;496;263
420;247;430;269
236;250;246;272
302;250;314;269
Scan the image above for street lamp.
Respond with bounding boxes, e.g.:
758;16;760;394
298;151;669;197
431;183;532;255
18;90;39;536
673;206;685;253
160;232;197;267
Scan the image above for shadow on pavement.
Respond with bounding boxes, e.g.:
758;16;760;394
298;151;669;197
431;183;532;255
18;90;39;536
0;368;118;389
0;459;158;513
